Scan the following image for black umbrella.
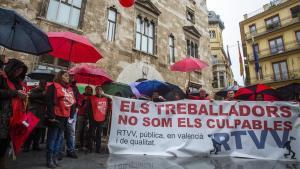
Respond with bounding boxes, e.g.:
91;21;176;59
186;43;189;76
276;83;300;101
163;82;186;101
216;85;240;97
27;69;55;82
0;7;52;55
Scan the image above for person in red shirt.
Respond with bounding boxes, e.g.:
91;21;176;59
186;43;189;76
0;59;27;169
46;71;75;168
86;86;109;153
187;88;211;100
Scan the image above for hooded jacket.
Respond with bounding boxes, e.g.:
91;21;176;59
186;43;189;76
0;59;27;139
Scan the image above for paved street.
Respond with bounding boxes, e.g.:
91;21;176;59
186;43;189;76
6;148;300;169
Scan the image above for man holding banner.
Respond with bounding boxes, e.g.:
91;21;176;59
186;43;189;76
86;86;109;153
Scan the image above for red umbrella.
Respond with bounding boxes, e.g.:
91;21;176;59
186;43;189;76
69;64;112;86
47;32;102;63
234;84;278;101
170;57;209;72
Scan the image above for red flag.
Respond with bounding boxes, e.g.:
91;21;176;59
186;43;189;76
5;75;39;154
238;41;244;76
10;111;39;154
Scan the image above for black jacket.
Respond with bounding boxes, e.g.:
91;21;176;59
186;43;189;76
0;59;27;139
70;85;79;118
28;87;47;127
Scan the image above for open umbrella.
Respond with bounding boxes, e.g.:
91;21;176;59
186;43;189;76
0;7;52;55
234;84;278;101
27;69;55;82
170;57;208;82
102;82;133;98
170;57;208;72
216;85;240;97
276;83;300;101
163;82;185;101
47;32;102;63
135;80;170;97
69;64;112;86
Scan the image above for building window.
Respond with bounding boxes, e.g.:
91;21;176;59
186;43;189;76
269;37;284;55
46;0;83;28
273;61;288;81
186;8;195;24
296;31;300;43
212;71;225;88
39;55;69;72
213;72;218;88
265;15;280;30
290;5;300;18
209;30;216;39
106;8;117;42
135;17;155;55
249;24;257;34
186;39;199;58
191;42;195;57
252;43;260;59
168;35;175;64
211;55;218;65
219;72;225;88
256;67;263;80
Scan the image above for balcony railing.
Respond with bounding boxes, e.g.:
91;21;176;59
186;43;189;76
245;15;300;40
248;40;300;61
250;69;300;84
244;0;287;19
212;60;227;65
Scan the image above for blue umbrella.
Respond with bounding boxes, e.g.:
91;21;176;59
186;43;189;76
135;80;170;97
0;7;52;55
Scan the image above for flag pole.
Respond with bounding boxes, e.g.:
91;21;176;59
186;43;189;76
237;41;245;85
251;36;260;81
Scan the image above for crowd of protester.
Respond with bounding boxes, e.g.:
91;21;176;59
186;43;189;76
0;59;111;169
0;58;299;169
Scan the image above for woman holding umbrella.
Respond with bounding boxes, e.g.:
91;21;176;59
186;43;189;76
46;71;75;168
0;59;28;169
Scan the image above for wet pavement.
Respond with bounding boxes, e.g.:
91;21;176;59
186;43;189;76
6;149;300;169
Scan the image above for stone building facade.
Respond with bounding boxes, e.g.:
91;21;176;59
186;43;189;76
0;0;212;94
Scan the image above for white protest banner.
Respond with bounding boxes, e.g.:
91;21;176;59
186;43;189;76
106;154;295;169
108;97;300;161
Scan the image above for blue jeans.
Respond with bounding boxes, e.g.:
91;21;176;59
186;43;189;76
47;126;64;156
65;113;77;153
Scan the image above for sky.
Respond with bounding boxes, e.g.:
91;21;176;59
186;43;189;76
206;0;270;86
